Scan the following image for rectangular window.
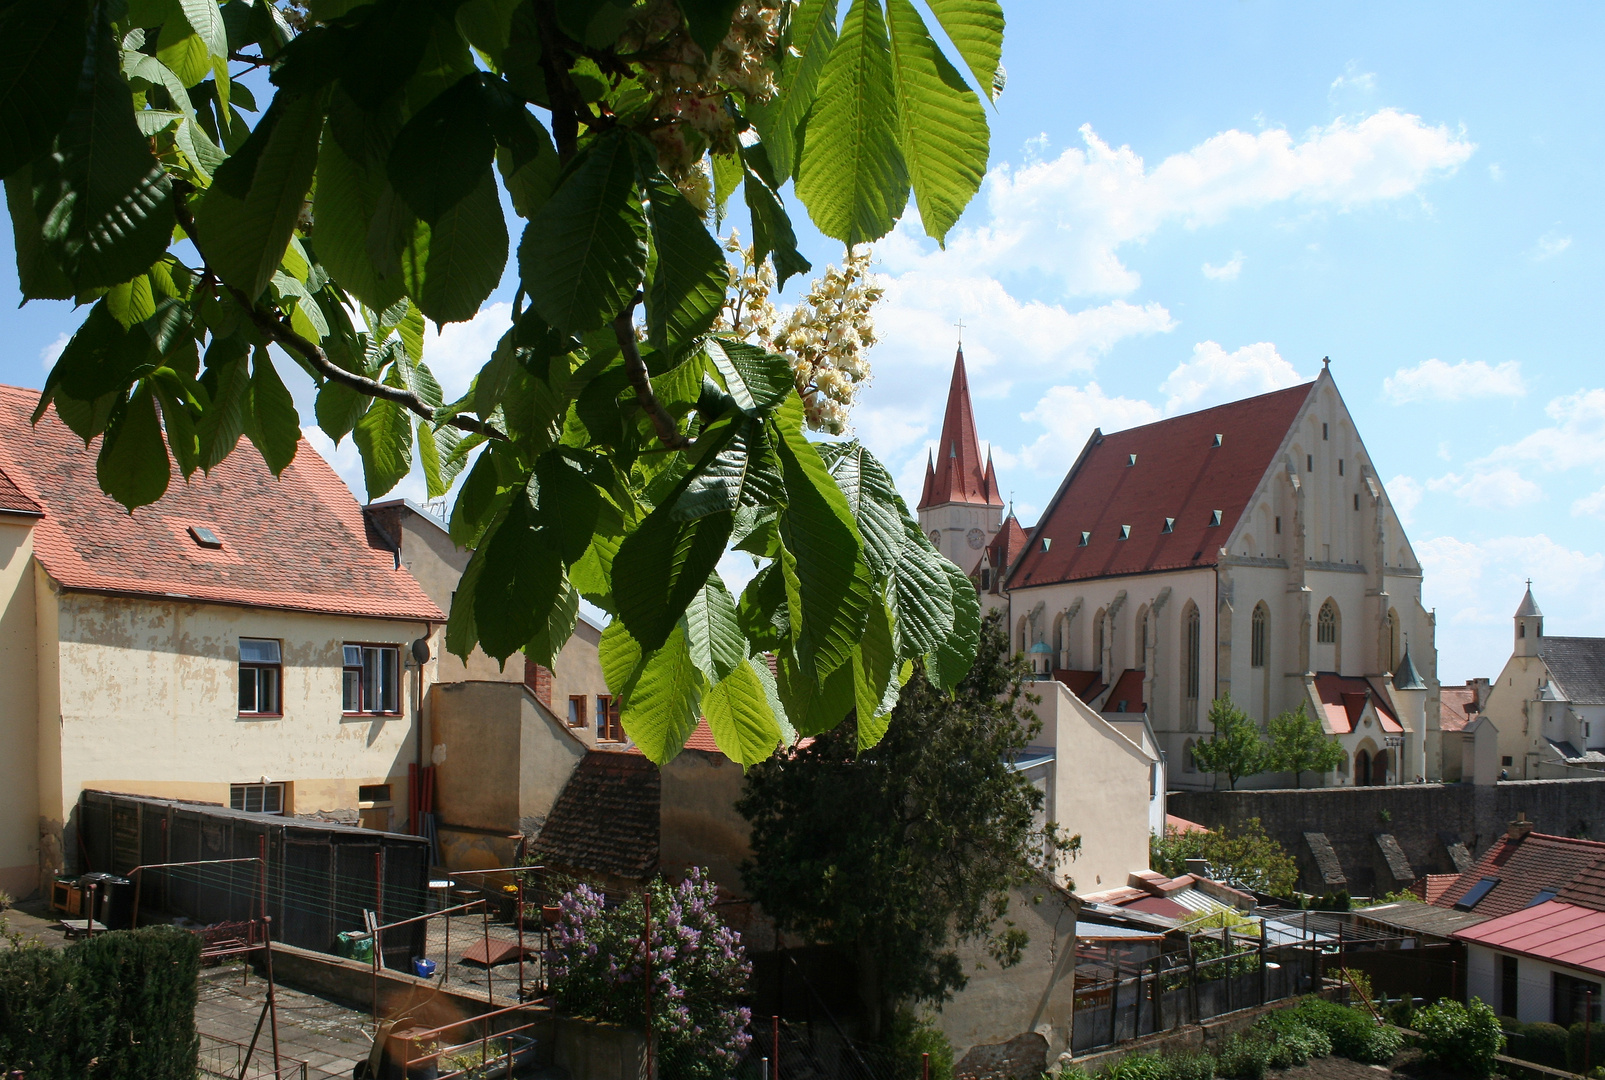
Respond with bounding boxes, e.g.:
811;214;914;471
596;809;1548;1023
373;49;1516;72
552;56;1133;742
597;695;623;742
358;784;391;803
1354;493;1360;511
1338;459;1345;476
230;782;286;815
1322;422;1329;441
343;644;400;715
239;638;282;716
1251;615;1267;669
980;568;991;590
1554;972;1603;1026
1501;955;1519;1018
1502;755;1514;766
1306;454;1313;471
1274;516;1281;535
568;695;587;728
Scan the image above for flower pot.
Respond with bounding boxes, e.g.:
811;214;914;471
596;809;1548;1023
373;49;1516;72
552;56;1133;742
541;905;562;926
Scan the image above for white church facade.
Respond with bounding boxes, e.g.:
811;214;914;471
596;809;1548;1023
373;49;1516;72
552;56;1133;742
920;352;1442;791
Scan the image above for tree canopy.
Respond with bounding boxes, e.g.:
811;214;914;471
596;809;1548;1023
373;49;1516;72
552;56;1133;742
1191;696;1268;790
1151;817;1298;899
1266;702;1344;788
735;612;1074;1032
0;0;1004;764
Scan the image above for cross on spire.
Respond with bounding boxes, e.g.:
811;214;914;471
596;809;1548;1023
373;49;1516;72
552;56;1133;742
954;316;965;346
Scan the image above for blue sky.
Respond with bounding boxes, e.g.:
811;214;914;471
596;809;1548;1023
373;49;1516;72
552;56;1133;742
2;2;1602;683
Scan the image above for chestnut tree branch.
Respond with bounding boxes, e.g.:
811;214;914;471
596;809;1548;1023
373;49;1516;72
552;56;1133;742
613;303;690;450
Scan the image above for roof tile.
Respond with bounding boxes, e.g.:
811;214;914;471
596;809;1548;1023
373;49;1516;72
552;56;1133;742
1439;686;1477;732
1452;901;1605;977
0;385;442;622
918;349;1003;510
1010;382;1313;586
1539;638;1605;704
532;751;660;880
1312;673;1402;734
1433;831;1605;918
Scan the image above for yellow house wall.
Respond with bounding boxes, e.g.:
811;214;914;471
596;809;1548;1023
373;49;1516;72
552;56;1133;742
0;522;38;897
659;750;749;893
1485;653;1548;779
46;590;428;870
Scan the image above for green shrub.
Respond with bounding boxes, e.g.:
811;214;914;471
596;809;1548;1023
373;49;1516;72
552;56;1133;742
1253;1009;1332;1066
1155;1050;1216;1080
1098;1053;1168;1080
1413;998;1503;1078
880;1009;955;1080
0;925;201;1079
1569;1021;1605;1075
1504;1020;1568;1069
1213;1031;1274;1080
1286;996;1401;1063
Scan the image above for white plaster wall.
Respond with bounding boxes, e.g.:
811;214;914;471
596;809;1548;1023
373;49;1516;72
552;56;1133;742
1033;680;1156;892
48;591;428;824
0;521;38;896
1467;943;1597;1024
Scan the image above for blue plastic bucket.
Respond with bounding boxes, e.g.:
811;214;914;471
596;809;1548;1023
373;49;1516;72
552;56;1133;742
412;957;436;979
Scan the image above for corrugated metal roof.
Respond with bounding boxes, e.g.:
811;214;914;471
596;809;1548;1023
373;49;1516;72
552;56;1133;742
1453;901;1605;976
1355;898;1489;938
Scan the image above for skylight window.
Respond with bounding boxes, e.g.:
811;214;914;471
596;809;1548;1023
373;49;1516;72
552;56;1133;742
1528;888;1559;908
1078;532;1090;547
1455;877;1499;910
189;525;223;549
1118;525;1131;540
1212;434;1222;447
1209;510;1223;527
1128;454;1137;466
1163;518;1175;534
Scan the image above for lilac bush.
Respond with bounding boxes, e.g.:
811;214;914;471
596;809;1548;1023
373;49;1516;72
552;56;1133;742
548;868;752;1078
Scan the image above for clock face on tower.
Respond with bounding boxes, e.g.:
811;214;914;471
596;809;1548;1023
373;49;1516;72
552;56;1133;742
929;530;942;547
967;528;985;549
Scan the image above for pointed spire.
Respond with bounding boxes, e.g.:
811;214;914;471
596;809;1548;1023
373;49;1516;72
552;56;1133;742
919;450;936;509
1393;635;1426;691
1516;580;1543;618
919;347;1003;510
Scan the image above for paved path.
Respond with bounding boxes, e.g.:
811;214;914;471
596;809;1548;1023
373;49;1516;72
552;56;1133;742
195;968;372;1080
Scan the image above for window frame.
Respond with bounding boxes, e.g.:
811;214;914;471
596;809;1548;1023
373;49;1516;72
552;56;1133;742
1184;607;1202;701
230;782;286;815
342;642;403;716
1317;602;1338;645
1250;605;1268;669
597;694;623;742
568;695;588;728
238;638;283;718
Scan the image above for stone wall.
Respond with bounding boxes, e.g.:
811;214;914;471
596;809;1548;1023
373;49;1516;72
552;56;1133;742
1170;778;1605;896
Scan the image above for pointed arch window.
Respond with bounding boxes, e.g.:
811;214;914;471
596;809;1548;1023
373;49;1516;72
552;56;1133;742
1318;600;1338;645
1251;603;1269;669
1185;605;1202;701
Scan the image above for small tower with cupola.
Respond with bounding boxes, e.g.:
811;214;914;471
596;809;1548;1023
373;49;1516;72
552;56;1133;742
917;347;1005;571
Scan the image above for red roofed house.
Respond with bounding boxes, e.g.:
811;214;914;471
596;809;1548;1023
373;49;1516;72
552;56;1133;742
1442;817;1605;1023
1003;364;1439;790
0;385;445;898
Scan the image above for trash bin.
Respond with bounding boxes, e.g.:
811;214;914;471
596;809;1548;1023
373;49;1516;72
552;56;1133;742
76;872;134;930
337;930;375;963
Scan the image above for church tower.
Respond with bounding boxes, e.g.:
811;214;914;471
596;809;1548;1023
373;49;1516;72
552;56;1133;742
918;348;1004;570
1514;582;1543;658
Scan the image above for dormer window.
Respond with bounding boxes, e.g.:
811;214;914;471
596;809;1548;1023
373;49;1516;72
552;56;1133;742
1128;454;1138;466
1212;434;1222;447
1118;525;1131;540
1078;532;1090;547
1041;538;1051;552
1163;518;1174;534
1210;510;1222;527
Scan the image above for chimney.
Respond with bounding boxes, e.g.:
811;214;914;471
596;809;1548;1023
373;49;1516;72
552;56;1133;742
1184;858;1210;879
1469;677;1492;710
1508;812;1535;840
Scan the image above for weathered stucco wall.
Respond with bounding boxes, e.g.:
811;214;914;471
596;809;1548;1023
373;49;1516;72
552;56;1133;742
1170;777;1605;896
937;880;1079;1064
0;522;37;896
45;590;426;869
659;749;749;892
429;680;586;844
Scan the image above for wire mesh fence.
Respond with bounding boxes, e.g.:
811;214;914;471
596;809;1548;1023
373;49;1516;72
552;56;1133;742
725;1017;901;1080
196;1032;308;1080
1071;931;1322;1054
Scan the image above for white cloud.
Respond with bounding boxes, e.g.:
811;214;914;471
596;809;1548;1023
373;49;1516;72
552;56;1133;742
1418;533;1605;682
1481;389;1605;472
1382;358;1525;404
1573;487;1605;518
421;301;513;399
1531;232;1571;260
884;110;1473;297
1387;474;1423;525
1426;467;1542;508
1159;341;1306;414
1202;253;1244;281
40;332;69;370
1016;383;1163;474
1488;163;1504;182
1329;64;1377;97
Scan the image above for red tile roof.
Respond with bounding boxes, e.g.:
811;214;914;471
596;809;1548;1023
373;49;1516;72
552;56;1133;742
918;349;1002;510
0;385;443;623
1312;673;1403;734
1413;874;1460;905
0;468;41;516
1054;669;1105;703
983;513;1029;581
1440;686;1478;732
1167;814;1210;835
1433;831;1605;918
1008;381;1314;587
1452;901;1605;977
1103;668;1145;714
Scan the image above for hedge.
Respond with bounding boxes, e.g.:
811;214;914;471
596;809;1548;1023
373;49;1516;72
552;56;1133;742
0;926;201;1079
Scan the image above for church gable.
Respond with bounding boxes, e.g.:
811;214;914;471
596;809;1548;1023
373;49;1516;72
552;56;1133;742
1009;381;1315;588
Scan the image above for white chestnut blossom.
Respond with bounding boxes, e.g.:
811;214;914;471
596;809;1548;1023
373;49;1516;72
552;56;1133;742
719;232;884;434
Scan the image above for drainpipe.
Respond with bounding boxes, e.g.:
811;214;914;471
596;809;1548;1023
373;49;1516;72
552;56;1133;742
411;628;432;832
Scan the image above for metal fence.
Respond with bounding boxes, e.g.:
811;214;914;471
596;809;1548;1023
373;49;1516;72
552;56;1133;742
728;1017;900;1080
197;1034;308;1080
1071;929;1321;1054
